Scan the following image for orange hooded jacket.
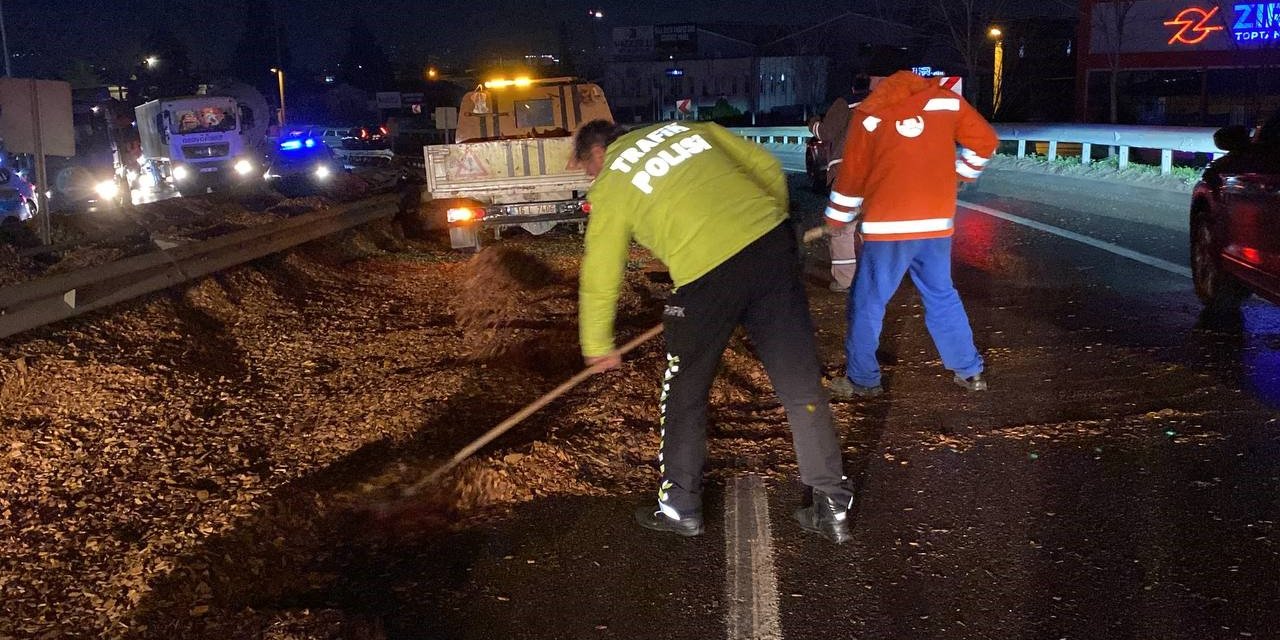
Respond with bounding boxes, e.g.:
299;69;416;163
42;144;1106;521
824;71;998;242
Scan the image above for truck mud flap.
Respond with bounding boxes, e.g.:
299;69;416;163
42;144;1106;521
450;225;481;251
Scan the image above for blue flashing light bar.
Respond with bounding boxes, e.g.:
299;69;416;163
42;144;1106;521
279;139;307;151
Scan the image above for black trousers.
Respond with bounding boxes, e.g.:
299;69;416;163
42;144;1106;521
655;223;852;518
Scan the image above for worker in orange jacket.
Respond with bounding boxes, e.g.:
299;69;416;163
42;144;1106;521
816;70;998;397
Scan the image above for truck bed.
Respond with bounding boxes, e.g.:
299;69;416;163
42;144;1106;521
425;137;590;203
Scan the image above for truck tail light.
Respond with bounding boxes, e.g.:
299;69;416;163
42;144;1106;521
581;201;592;214
447;207;480;223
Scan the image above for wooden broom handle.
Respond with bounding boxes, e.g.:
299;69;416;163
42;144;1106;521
405;323;664;495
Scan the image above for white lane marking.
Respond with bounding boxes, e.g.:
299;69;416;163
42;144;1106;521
725;475;782;640
958;200;1193;279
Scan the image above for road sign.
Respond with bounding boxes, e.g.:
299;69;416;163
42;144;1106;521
0;77;74;245
676;99;692;115
0;78;74;156
375;92;402;109
435;106;459;130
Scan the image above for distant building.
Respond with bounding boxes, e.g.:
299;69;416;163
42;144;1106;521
602;16;917;123
1077;0;1280;125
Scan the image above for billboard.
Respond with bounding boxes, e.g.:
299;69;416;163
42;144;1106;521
1091;0;1280;54
613;26;655;58
655;24;699;56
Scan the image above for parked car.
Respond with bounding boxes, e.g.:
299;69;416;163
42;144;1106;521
305;126;353;151
264;134;343;197
0;167;37;226
50;162;123;214
1190;110;1280;312
345;124;389;150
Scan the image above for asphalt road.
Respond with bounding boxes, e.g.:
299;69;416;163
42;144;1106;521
238;180;1279;639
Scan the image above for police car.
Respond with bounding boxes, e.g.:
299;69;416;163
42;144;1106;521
263;133;343;197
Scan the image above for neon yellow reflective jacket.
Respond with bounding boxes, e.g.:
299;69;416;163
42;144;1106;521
579;121;789;357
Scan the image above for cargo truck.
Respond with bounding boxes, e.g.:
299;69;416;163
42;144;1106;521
423;77;613;249
135;95;262;197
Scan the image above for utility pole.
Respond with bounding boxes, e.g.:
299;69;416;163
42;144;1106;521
1;0;13;77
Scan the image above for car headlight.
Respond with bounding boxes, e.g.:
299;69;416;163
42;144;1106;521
94;179;120;200
172;165;190;181
314;165;332;180
234;159;254;176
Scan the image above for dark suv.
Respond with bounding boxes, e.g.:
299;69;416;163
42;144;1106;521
1191;111;1280;312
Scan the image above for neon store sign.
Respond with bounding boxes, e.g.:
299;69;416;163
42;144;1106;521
1232;2;1280;41
1164;3;1280;45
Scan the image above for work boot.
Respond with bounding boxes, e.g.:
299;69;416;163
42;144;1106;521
829;376;883;399
634;505;704;537
794;489;852;544
953;373;989;392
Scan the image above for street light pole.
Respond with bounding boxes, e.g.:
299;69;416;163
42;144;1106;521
0;0;13;77
271;68;286;127
989;27;1004;116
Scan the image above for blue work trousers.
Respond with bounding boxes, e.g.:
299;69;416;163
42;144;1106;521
846;237;983;387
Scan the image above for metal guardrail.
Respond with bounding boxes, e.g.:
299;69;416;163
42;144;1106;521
992;123;1219;174
730;123;1222;175
0;194;401;340
728;127;812;145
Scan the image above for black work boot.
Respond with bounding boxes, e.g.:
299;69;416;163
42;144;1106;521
635;505;704;537
829;376;883;399
794;490;852;544
953;373;989;392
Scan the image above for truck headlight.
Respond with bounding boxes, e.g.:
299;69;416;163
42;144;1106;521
314;165;332;180
234;159;254;176
94;180;120;200
172;165;190;181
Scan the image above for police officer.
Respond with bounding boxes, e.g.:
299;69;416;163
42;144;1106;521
574;119;854;544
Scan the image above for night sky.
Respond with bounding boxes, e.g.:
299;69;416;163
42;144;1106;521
6;0;1073;76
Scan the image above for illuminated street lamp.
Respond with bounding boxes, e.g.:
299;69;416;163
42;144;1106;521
427;67;439;81
988;26;1004;114
588;9;604;18
144;55;159;67
270;67;286;126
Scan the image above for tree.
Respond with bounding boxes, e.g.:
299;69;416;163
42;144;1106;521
339;16;394;91
704;98;743;121
60;60;104;89
1092;0;1139;123
139;25;197;97
229;0;292;95
927;0;1011;112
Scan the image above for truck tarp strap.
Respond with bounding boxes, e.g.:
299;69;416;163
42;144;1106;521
558;85;570;131
571;84;583;127
536;140;547;175
506;144;516;177
479;114;488;139
491;96;501;138
521;142;532;177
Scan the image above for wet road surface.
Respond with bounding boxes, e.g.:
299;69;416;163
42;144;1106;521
186;182;1280;638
